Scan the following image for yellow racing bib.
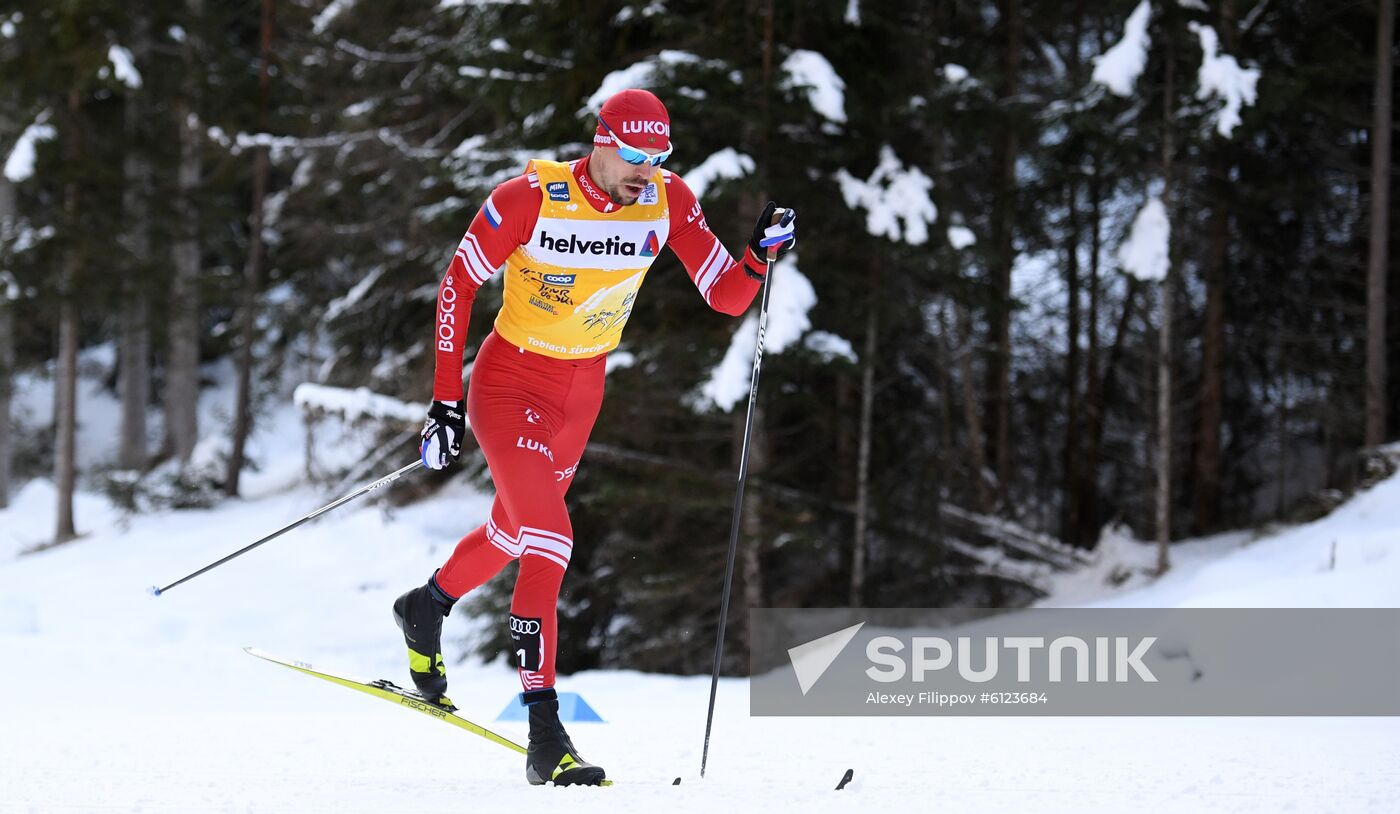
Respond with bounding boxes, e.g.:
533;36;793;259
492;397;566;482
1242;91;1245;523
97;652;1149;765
493;159;670;358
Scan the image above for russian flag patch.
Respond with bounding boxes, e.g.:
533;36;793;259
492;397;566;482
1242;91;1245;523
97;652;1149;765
483;196;503;229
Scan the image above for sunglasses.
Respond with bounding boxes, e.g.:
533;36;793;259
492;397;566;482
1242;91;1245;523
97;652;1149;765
599;118;673;167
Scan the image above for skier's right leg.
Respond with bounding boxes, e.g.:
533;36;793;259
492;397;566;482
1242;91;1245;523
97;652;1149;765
391;570;460;705
393;504;515;704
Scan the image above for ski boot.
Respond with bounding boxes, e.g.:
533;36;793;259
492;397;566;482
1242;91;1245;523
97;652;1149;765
391;571;457;707
524;689;607;786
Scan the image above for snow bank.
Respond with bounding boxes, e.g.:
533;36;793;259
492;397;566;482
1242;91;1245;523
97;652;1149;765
293;383;426;424
10;348;126;470
0;478;123;562
1043;468;1400;609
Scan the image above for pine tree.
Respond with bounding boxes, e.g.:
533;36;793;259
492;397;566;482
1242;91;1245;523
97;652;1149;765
1367;0;1394;448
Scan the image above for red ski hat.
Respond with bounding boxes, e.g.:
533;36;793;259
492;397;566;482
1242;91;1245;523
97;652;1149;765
594;88;671;152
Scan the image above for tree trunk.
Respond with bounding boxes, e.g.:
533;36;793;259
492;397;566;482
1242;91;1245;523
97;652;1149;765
1063;181;1083;545
54;88;84;544
1276;379;1290;518
55;293;79;543
958;305;992;511
934;304;956;481
1062;0;1086;547
117;295;149;470
118;22;152;471
1095;278;1141;490
0;296;11;510
1366;0;1394;447
928;118;958;509
1194;151;1229;534
1156;272;1174;572
729;0;777;667
0;166;14;508
227;0;275;497
163;0;204;466
986;0;1023;503
1156;23;1176;574
1080;153;1104;545
1193;0;1240;534
851;302;877;607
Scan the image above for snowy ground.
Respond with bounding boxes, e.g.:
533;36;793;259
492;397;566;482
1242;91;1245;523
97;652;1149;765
2;366;1399;812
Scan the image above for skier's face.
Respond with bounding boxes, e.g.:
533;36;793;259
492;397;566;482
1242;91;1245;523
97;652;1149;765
591;145;659;206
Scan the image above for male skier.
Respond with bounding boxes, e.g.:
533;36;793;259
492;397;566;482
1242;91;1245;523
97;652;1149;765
393;88;796;786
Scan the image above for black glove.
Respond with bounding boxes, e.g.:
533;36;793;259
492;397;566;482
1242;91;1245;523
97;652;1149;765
748;200;798;263
420;400;465;470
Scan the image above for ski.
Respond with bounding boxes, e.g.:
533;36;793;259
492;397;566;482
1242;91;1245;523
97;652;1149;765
244;647;614;786
245;647;525;753
245;648;852;791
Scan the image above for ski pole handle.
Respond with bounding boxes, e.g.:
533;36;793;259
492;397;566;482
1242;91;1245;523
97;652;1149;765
766;207;792;262
149;459;425;596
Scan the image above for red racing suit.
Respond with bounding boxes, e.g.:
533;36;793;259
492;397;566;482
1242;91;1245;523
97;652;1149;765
430;154;767;693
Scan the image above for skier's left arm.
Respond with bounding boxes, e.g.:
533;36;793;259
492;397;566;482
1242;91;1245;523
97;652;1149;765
665;172;796;316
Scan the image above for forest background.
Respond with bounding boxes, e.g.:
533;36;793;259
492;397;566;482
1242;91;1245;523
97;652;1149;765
1;0;1396;674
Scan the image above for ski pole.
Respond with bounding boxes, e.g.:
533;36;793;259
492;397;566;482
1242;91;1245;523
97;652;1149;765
700;207;793;778
150;459;425;596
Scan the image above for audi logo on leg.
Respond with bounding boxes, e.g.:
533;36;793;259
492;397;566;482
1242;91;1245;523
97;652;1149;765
509;617;541;635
